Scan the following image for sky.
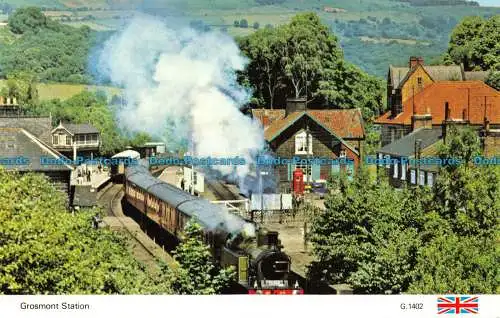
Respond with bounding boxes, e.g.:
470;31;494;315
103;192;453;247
477;0;500;6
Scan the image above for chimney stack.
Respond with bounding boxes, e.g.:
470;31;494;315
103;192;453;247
286;97;307;116
409;56;424;69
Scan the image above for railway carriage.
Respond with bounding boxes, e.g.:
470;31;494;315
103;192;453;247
124;162;303;294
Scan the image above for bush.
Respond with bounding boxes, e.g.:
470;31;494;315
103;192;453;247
240;19;248;28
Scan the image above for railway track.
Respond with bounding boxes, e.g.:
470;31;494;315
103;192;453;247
97;183;176;273
206;178;240;200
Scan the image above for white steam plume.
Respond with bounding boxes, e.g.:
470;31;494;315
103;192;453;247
98;15;265;179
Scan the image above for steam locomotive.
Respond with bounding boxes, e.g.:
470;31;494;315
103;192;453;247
124;162;303;294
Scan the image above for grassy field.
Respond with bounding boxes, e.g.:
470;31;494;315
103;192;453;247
0;80;121;101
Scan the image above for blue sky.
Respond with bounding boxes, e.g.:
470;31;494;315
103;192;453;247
477;0;500;6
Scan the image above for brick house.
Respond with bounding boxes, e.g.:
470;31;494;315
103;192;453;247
379;56;490;146
376;81;500;188
252;98;365;192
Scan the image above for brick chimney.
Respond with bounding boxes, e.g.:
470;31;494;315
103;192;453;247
286;97;307;116
411;104;432;131
409;56;424;69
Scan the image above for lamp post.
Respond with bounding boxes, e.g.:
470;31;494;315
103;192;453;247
415;139;422;186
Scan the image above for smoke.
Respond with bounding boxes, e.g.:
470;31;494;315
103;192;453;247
97;14;265;181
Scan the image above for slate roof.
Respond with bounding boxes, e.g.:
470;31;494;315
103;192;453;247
464;71;490;81
0;128;73;171
55;123;99;135
389;65;464;89
378;127;443;157
375;81;500;125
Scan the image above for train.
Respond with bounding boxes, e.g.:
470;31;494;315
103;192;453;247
110;149;141;182
123;161;303;294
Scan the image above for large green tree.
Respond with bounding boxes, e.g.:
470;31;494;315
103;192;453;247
444;15;500;71
0;169;167;294
238;12;385;120
0;7;98;83
309;127;499;294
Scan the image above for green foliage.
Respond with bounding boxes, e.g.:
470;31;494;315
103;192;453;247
161;221;234;294
240;18;248;28
409;234;499;294
309;128;499;294
8;7;48;34
485;70;500;90
0;71;39;105
238;13;384;121
0;7;100;84
28;91;126;155
445;15;500;71
0;169;168;294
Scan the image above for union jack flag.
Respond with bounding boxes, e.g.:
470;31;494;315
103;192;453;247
437;296;479;314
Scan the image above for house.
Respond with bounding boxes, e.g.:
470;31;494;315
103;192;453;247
376;81;500;188
376;127;442;188
0;127;73;202
252;98;365;192
51;122;100;159
377;80;500;146
380;56;490;146
0;98;52;144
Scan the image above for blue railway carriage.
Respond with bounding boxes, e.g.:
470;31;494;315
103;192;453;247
124;162;303;294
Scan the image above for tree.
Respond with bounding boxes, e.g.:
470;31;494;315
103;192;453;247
1;71;39;106
0;169;167;294
29;92;127;155
308;168;428;293
309;126;499;294
8;7;48;34
471;15;500;71
240;19;248;28
233;20;239;27
161;221;234;294
445;15;500;71
444;16;484;70
238;13;384;120
253;22;260;29
485;70;500;90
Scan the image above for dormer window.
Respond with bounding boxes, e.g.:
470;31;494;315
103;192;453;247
295;131;312;155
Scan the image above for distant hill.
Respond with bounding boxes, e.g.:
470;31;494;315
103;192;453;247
394;0;479;6
0;0;498;78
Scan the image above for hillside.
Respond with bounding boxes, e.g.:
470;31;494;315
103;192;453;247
0;0;498;77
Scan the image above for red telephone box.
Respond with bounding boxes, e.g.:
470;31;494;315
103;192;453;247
292;168;304;195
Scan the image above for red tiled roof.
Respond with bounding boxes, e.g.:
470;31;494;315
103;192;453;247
375;81;500;125
255;109;365;141
251;109;286;129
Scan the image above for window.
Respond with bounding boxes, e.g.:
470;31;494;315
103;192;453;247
193;171;197;186
393;161;398;178
52;135;59;145
417;77;423;86
419;171;425;186
427;172;434;187
66;135;71;145
410;170;416;184
295;131;312;155
385;155;390;168
340;150;346;158
401;162;406;180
